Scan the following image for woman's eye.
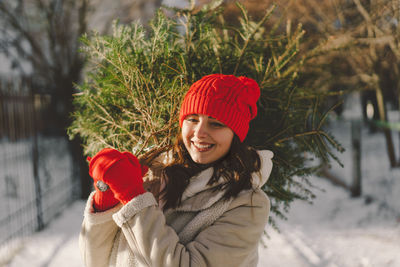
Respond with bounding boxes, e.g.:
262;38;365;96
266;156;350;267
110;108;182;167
210;122;224;127
186;118;198;123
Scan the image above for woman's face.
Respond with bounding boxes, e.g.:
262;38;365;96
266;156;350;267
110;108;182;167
181;114;234;164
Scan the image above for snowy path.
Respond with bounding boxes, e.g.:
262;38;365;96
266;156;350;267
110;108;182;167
259;177;400;267
6;200;83;267
6;177;400;267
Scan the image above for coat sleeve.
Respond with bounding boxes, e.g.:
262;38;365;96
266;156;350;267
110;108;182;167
79;191;123;267
112;190;270;267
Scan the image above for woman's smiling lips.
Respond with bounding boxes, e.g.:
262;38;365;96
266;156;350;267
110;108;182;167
191;141;214;152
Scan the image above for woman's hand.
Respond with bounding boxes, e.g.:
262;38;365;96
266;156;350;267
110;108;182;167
88;148;148;209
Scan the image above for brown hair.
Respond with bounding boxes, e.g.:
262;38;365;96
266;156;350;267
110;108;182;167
141;134;261;210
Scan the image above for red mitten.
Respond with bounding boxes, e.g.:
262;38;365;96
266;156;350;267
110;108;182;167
92;182;119;211
89;148;148;205
87;152;119;211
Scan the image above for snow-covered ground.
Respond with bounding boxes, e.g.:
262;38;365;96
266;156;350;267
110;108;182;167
3;93;400;267
259;177;400;267
0;136;76;266
5;173;400;267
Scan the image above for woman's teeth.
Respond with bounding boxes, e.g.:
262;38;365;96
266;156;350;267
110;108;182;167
193;143;213;149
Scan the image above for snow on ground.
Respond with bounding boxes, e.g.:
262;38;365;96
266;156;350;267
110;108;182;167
0;136;75;254
6;200;84;267
259;177;400;267
6;174;400;267
4;92;400;267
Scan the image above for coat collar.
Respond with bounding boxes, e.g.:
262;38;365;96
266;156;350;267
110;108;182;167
173;150;273;212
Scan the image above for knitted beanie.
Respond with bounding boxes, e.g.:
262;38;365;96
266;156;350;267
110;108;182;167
179;74;260;142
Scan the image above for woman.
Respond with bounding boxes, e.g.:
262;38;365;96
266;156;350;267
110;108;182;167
79;74;274;267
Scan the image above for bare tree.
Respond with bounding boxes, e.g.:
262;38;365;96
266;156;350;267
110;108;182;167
347;0;400;167
0;0;89;129
284;0;400;167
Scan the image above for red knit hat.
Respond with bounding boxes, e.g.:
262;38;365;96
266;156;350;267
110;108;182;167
179;74;260;142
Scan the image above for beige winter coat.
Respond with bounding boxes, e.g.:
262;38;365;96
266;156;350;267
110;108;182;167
79;150;273;267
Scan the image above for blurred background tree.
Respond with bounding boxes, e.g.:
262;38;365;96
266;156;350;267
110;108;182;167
0;0;92;198
204;0;400;167
278;0;400;167
0;0;164;198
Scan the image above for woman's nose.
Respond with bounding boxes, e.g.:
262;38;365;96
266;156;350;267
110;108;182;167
194;121;208;138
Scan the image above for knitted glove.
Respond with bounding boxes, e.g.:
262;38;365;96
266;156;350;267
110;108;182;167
88;148;148;208
92;180;119;211
87;153;119;212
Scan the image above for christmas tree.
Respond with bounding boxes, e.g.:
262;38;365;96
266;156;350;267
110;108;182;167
69;0;343;224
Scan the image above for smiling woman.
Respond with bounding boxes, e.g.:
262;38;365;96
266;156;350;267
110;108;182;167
79;74;274;267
